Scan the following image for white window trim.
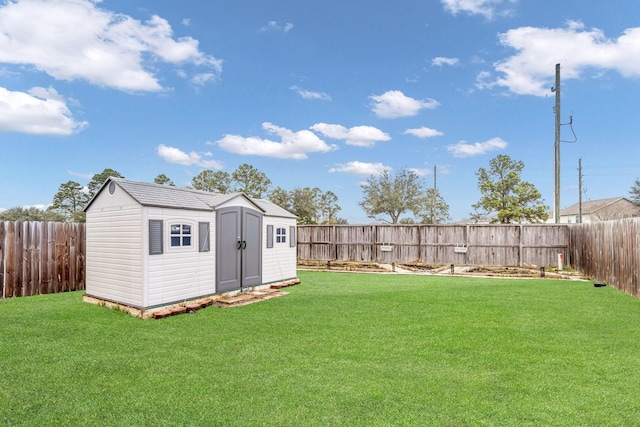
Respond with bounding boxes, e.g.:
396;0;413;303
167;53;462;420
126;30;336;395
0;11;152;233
167;221;195;251
276;227;287;244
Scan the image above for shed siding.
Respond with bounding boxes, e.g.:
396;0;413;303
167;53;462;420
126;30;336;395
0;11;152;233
261;217;297;283
146;208;216;306
86;204;144;307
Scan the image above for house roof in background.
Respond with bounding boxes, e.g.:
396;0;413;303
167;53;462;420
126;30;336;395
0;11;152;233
560;197;634;215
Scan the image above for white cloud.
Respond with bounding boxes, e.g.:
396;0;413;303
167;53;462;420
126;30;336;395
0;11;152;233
310;123;391;147
0;203;52;212
369;90;440;119
30;204;51;210
0;86;87;135
487;21;640;96
436;165;452;175
190;73;217;86
216;122;338;159
404;127;444;138
474;70;495;91
329;161;391;176
261;21;294;33
432;57;459;66
157;144;223;169
290;86;332;101
441;0;516;20
0;0;222;92
67;170;94;180
446;137;507;157
409;167;432;177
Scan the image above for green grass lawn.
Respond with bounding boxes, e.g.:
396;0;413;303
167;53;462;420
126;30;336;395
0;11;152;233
2;271;640;426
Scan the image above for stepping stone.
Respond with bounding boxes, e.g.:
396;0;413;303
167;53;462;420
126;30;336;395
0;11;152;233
152;309;172;319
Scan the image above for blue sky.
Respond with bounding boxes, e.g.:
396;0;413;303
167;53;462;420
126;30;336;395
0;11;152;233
1;0;639;223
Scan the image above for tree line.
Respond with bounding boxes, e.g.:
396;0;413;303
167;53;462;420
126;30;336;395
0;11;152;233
4;155;637;224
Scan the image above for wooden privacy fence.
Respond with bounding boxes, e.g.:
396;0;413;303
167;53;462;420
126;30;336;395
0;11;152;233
569;218;640;298
297;224;570;267
0;221;85;299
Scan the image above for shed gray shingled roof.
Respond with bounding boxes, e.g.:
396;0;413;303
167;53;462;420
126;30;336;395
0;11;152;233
113;178;217;211
253;198;297;219
86;177;297;219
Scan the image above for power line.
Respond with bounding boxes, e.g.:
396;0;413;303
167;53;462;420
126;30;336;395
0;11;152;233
581;165;640;170
582;173;639;177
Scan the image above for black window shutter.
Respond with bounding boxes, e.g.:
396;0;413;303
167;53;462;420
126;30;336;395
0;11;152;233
289;225;296;247
267;224;274;248
149;220;163;255
198;222;210;252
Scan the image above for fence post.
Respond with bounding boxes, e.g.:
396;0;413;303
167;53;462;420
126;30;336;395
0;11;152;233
518;224;523;267
332;225;337;261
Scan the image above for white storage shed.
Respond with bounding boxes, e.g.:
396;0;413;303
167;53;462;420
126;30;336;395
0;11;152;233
84;177;298;309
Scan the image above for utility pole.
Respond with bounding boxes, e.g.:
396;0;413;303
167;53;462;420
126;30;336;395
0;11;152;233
554;63;561;224
578;157;583;223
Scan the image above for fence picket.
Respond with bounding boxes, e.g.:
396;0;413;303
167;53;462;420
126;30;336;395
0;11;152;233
5;221;16;298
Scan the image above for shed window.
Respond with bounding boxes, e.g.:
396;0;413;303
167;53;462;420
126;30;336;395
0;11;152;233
276;227;286;244
170;224;192;247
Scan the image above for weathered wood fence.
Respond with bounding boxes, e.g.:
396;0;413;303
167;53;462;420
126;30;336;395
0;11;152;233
0;221;85;298
569;218;639;298
297;224;570;267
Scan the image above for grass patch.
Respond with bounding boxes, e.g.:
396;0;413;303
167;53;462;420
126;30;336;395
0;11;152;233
2;271;640;425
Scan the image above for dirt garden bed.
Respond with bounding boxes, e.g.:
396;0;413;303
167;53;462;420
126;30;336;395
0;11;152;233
461;265;583;279
297;260;586;280
297;260;389;272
